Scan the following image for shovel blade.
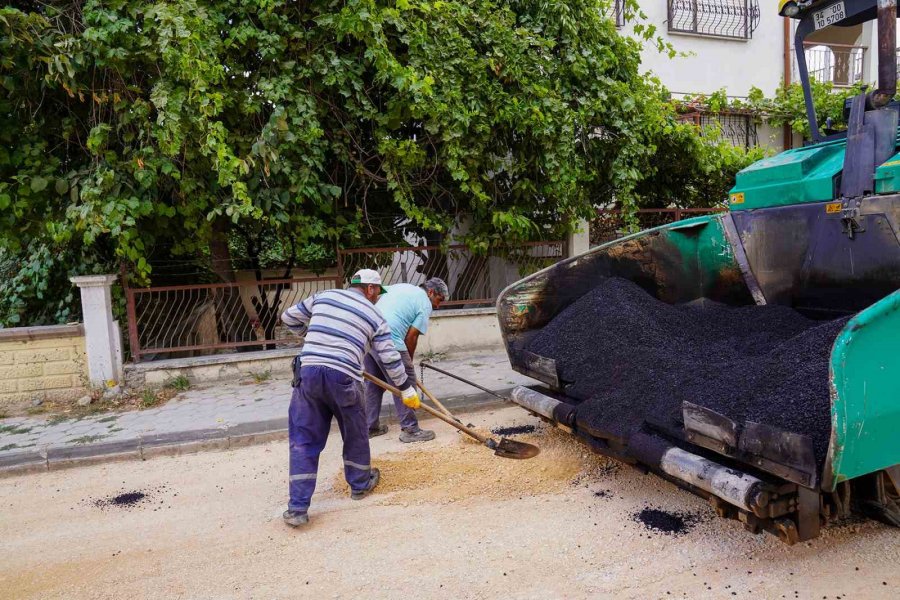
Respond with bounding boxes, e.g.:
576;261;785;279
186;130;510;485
493;437;540;460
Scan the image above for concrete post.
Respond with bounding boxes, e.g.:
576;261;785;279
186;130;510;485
566;218;590;258
70;275;122;387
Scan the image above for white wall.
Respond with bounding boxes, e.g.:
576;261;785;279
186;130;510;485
625;2;787;99
128;308;505;386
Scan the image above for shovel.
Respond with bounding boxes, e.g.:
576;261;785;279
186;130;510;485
363;372;540;460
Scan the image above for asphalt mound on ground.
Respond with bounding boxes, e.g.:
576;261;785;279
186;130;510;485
526;277;850;468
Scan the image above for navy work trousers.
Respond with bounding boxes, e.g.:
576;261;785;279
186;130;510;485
288;365;371;512
364;351;418;431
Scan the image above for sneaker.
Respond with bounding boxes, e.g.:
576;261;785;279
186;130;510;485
399;427;436;443
350;468;381;500
368;424;388;438
283;510;309;527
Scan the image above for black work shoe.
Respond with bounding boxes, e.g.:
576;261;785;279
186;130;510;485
351;468;381;500
400;427;436;443
368;424;388;438
283;510;309;527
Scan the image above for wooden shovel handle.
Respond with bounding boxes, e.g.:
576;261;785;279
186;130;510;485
362;372;491;445
416;379;455;419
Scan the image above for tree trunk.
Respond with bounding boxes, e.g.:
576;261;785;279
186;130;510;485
208;216;255;351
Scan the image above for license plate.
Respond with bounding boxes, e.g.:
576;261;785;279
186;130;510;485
813;1;845;30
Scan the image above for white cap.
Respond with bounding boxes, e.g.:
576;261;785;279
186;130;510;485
350;269;388;293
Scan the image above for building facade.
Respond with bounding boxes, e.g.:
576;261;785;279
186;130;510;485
614;0;895;152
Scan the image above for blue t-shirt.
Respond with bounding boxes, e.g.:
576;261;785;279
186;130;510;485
376;283;433;352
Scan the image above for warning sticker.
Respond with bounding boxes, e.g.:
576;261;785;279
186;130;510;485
825;202;842;214
730;193;745;205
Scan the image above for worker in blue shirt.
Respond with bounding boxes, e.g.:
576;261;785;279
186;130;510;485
364;277;449;442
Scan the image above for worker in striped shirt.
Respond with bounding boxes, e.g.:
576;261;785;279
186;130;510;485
280;269;420;527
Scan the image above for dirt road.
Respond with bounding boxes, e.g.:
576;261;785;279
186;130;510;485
1;406;897;599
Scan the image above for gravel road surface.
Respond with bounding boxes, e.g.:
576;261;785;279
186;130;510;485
1;406;897;599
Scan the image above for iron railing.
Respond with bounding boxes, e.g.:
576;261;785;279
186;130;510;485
338;241;567;308
800;43;866;87
124;275;340;361
668;0;761;39
591;207;726;246
125;241;567;361
678;110;758;148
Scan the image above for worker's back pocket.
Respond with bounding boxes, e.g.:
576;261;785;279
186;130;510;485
334;375;362;409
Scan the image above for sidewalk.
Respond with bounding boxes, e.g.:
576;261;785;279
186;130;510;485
0;351;535;475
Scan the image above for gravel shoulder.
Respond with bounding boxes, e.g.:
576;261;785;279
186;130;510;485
0;406;897;599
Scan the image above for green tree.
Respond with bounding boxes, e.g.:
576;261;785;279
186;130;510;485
2;0;672;325
748;81;866;139
633;115;766;209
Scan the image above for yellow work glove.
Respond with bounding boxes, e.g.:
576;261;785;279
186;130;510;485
400;386;421;410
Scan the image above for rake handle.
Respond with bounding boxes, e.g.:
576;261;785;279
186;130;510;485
420;362;508;400
363;372;491;446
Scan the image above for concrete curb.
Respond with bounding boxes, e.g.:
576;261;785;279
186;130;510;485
0;390;514;478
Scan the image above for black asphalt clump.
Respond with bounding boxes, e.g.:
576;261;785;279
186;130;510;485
91;484;169;510
110;492;146;506
633;507;700;535
94;491;147;509
490;424;536;435
526;277;850;468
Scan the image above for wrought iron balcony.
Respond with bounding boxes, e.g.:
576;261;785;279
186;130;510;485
799;43;866;87
668;0;761;40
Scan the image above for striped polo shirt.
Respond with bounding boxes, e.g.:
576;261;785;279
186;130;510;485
281;288;410;387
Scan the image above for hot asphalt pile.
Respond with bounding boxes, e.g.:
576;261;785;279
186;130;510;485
526;277;851;467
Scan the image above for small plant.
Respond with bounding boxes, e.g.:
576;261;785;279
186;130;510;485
0;411;8;420
247;369;272;383
164;375;190;392
140;389;161;409
419;350;448;363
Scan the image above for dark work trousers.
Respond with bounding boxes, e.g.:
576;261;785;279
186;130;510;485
288;365;370;512
364;350;418;431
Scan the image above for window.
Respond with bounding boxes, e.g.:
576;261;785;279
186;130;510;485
679;111;759;149
668;0;761;40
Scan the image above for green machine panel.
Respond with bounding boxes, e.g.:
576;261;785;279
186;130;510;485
874;152;900;194
729;141;844;211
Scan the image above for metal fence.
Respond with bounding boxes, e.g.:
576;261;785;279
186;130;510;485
124;275;340;361
339;241;566;308
590;207;725;246
668;0;761;39
125;241;566;361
